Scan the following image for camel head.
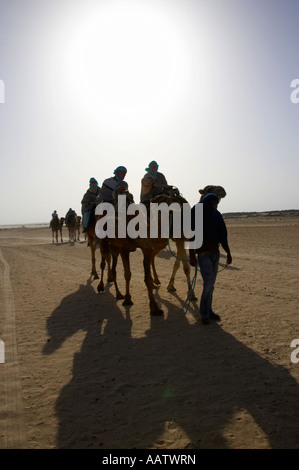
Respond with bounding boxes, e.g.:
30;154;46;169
199;185;226;201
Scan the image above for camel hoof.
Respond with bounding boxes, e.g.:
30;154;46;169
116;293;125;300
107;277;114;283
122;299;133;306
97;283;105;294
150;309;164;316
167;285;176;292
188;291;198;300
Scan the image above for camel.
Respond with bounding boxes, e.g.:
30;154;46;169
75;216;81;241
199;185;226;201
50;216;64;243
95;189;193;315
65;213;81;243
143;191;196;300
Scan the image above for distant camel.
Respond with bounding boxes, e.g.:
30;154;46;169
65;212;80;243
75;216;82;241
50;216;64;243
96;189;192;315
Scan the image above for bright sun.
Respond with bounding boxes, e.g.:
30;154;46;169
63;1;191;129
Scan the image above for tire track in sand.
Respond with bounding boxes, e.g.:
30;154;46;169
0;248;25;448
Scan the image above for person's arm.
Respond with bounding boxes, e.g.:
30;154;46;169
221;240;232;265
152;174;169;189
218;217;232;264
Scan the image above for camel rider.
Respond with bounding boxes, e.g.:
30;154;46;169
140;161;171;204
81;177;101;232
50;210;59;227
65;208;77;226
100;166;131;203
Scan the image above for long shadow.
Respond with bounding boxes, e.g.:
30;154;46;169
43;281;299;449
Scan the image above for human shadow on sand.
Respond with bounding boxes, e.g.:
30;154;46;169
43;280;299;449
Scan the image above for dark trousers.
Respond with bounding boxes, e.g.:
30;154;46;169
197;252;220;320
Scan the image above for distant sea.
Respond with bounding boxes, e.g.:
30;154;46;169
0;223;49;230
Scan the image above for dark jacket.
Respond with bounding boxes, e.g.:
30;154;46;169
81;187;101;214
191;193;229;253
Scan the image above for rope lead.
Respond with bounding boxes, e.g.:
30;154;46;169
167;239;198;316
180;266;198;316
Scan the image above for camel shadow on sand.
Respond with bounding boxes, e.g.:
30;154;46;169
43;280;299;449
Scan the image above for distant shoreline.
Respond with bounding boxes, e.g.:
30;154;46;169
0;223;49;230
222;209;299;219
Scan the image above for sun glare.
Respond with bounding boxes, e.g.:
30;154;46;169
63;1;191;130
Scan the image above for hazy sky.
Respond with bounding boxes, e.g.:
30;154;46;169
0;0;298;225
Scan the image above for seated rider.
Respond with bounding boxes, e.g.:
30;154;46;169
140;160;171;204
100;166;132;203
50;210;59;226
81;177;101;232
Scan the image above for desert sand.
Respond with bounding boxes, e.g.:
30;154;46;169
0;215;298;449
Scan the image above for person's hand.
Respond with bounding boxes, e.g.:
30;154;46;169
189;252;197;267
226;253;232;265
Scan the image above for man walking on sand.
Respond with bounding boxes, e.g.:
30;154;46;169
189;193;232;324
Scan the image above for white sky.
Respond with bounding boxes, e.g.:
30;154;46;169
0;0;298;225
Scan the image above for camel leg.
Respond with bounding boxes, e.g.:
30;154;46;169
166;241;197;300
119;248;133;306
55;230;58;243
167;257;181;292
88;235;99;279
174;241;198;300
167;239;185;291
98;252;106;293
150;248;161;286
106;246;114;284
179;244;198;300
143;248;163;316
110;245;124;300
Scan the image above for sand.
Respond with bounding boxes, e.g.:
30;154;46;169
0;215;298;449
